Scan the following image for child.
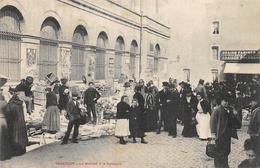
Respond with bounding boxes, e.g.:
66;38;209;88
129;98;148;144
115;95;130;145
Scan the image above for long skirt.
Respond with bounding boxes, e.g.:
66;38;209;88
43;106;60;132
0;117;11;161
195;112;211;139
115;119;130;137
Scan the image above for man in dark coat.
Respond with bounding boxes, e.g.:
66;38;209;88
61;92;81;144
84;82;101;124
15;76;34;114
247;97;260;157
157;82;171;134
167;85;180;137
210;98;241;168
58;77;69;111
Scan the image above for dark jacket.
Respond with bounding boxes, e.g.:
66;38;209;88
133;92;145;110
158;89;171;106
181;95;198;123
199;99;211;114
84;87;101;105
116;102;130;119
248;106;260;136
58;85;69;110
46;91;58;108
66;98;81;122
210;105;241;140
6;95;28;154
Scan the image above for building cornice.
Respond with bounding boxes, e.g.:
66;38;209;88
57;0;170;39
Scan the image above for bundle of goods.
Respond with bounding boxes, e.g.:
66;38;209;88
96;96;119;120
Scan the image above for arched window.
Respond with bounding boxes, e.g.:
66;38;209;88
114;36;125;79
154;44;160;74
130;40;138;77
96;32;108;80
71;25;88;80
39;17;60;80
0;6;23;80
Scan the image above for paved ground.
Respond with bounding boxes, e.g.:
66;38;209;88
1;122;249;168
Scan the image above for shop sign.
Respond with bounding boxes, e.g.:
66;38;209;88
220;50;259;60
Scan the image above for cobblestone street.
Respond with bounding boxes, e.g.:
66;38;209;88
1;122;249;168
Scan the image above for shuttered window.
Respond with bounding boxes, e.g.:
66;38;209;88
130;40;138;77
39;18;60;80
0;6;22;80
71;26;87;80
114;36;124;79
95;32;108;80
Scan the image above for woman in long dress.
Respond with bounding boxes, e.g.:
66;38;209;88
195;93;212;140
115;95;130;145
42;86;60;133
6;91;28;156
129;98;148;144
181;89;198;137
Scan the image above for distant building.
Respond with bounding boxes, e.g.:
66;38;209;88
168;0;260;85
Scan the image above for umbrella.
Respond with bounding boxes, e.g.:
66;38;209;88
0;74;8;88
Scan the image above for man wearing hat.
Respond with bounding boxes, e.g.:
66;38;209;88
247;96;260;158
61;92;81;144
157;82;171;134
15;76;34;114
83;82;100;125
58;77;69;112
210;97;241;168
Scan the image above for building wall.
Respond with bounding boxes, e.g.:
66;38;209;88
167;0;260;86
0;0;170;86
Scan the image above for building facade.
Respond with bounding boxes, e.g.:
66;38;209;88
167;0;260;86
0;0;170;86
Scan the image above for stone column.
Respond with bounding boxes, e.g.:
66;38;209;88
85;47;96;80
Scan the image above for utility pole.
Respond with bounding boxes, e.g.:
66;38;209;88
139;0;143;79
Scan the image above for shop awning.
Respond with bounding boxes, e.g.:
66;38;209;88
224;63;260;74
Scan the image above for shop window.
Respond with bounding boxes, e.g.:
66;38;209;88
212;21;219;34
212;46;219;60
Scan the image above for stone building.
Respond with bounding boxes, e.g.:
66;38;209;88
0;0;170;86
167;0;260;86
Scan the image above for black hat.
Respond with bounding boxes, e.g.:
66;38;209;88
26;76;34;83
72;92;79;98
124;82;130;88
179;81;185;85
162;82;169;87
46;73;59;85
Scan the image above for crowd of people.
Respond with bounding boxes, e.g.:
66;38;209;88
0;74;259;168
114;77;259;168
